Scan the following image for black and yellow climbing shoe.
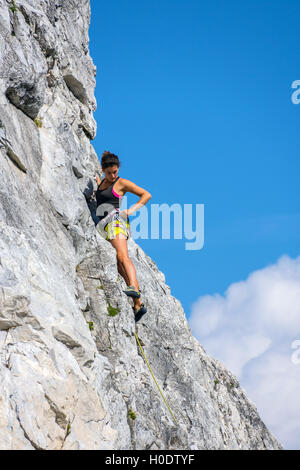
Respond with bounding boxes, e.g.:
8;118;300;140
123;286;141;298
133;304;147;323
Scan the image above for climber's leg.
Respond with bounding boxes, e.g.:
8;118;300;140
109;235;142;310
116;255;130;286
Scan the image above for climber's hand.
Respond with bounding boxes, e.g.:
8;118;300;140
95;174;101;186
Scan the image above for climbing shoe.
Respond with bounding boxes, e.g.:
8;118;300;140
123;285;141;298
133;304;147;323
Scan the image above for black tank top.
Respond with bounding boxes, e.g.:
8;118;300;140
95;176;122;221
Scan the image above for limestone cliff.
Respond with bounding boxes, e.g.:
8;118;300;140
0;0;282;450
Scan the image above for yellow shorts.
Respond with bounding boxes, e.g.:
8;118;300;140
96;210;131;241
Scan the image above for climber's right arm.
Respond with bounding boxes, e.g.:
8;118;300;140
95;174;101;187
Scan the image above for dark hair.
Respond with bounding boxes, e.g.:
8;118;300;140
101;151;121;170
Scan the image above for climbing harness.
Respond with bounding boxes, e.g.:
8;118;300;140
134;332;178;426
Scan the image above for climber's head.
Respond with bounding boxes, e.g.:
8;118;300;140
101;151;120;182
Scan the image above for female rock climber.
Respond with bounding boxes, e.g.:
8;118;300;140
95;151;152;323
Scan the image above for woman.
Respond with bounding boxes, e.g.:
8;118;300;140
95;151;152;322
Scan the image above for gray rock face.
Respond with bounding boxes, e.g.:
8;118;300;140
0;0;282;450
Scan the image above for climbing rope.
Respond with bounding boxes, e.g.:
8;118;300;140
134;332;178;426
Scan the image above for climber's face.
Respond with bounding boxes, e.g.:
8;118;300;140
104;165;119;183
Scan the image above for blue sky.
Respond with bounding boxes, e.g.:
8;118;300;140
89;0;300;449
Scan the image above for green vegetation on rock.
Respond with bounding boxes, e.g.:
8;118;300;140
107;302;120;317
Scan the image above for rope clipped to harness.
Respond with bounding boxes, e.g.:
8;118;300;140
134;332;178;426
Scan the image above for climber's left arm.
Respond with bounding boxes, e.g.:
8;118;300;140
119;178;152;216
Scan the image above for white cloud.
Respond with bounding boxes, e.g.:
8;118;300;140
188;253;300;450
243;349;300;450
